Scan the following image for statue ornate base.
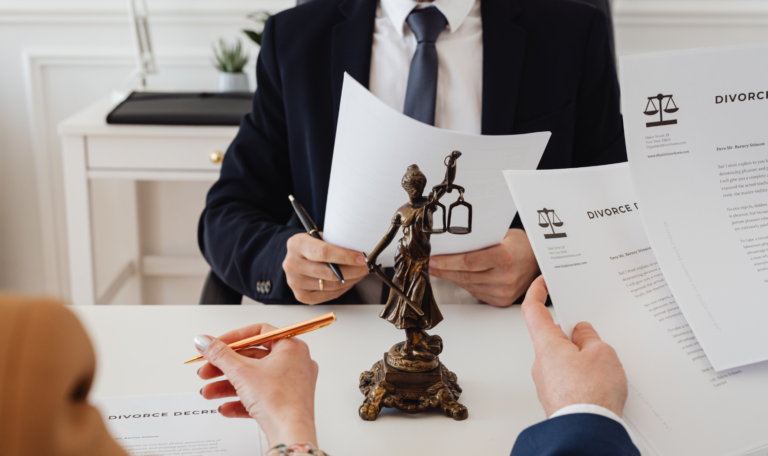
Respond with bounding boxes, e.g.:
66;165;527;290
358;352;468;421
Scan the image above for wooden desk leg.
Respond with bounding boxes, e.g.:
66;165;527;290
62;135;96;305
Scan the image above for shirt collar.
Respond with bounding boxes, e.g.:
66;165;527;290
380;0;477;38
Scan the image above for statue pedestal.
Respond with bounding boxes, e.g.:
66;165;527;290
358;355;468;421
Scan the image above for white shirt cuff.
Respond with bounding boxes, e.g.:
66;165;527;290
549;403;623;423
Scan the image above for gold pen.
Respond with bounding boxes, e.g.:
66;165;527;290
184;312;337;364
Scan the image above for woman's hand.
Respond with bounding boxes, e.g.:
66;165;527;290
194;323;319;447
283;232;369;304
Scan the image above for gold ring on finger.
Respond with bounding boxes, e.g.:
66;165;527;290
319;279;324;292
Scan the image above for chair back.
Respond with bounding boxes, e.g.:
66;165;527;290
199;270;243;305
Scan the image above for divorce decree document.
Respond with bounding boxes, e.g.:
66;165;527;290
93;393;261;456
621;44;768;370
504;164;768;456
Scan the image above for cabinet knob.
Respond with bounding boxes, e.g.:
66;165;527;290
210;150;224;164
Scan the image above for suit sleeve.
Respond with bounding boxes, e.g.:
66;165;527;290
198;15;304;304
572;9;627;167
511;414;641;456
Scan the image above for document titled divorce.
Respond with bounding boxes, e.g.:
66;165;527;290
621;43;768;371
504;164;768;456
93;393;261;456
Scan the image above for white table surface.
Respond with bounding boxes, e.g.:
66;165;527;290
72;304;544;456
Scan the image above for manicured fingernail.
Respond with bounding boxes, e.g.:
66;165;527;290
196;367;202;376
356;256;366;264
194;335;212;352
430;259;437;267
199;388;203;396
218;405;222;413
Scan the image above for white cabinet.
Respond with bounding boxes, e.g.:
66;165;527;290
59;98;238;305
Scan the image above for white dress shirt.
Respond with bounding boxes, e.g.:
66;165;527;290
369;0;482;134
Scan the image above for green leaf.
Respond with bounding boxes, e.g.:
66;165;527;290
243;29;262;46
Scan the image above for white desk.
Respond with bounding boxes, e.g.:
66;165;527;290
72;304;544;455
59;99;237;305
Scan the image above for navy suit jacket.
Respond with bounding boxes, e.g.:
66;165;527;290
512;414;641;455
198;0;627;303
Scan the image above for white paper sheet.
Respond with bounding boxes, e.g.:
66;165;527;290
504;163;768;456
620;44;768;370
322;74;550;266
93;393;261;456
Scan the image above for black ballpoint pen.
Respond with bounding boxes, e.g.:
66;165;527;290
288;195;346;284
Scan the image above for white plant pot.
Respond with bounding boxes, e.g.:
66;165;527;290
217;72;250;93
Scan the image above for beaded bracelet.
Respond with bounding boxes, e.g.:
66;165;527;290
267;443;329;456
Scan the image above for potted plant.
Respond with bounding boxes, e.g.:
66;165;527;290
212;38;250;92
243;11;271;46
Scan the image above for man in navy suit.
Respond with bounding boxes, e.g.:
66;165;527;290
510;276;640;455
199;0;626;306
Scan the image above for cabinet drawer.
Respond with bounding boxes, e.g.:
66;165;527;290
86;136;233;171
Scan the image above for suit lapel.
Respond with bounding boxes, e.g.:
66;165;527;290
481;0;525;135
331;0;377;124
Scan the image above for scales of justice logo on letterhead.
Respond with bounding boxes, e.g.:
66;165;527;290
537;208;566;239
644;93;679;128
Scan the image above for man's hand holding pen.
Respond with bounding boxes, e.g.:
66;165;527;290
283;232;368;304
286;195;369;304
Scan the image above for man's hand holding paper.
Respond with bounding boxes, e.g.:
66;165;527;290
430;228;540;307
521;276;628;418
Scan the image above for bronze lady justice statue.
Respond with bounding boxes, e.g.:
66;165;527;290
359;151;470;421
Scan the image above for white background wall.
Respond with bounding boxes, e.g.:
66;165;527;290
0;0;291;303
1;0;768;302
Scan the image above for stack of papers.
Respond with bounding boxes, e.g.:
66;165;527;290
505;164;768;456
503;43;768;456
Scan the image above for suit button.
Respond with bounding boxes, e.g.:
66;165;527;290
264;280;272;294
256;281;263;294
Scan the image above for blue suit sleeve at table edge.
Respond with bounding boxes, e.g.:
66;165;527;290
511;413;641;456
